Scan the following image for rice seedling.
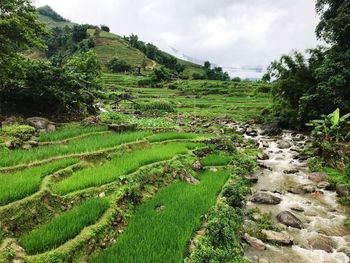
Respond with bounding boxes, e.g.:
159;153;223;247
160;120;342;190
91;170;230;263
0;230;4;242
201;151;232;166
53;142;200;195
147;132;209;143
38;125;108;142
0;158;78;206
0;131;151;168
20;198;109;254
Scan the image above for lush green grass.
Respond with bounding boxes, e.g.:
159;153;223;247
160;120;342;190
20;198;109;254
53;142;201;195
38;125;108;142
147;132;208;143
0;131;151;167
0;230;3;242
0;158;78;206
346;219;350;230
323;167;350;188
201;151;232;166
92;170;230;263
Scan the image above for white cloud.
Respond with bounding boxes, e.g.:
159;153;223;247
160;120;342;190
35;0;320;78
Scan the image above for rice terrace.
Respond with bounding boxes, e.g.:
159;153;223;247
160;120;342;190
0;1;350;263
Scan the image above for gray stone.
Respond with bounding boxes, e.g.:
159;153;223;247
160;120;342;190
308;172;327;183
244;174;259;183
317;181;331;190
262;230;293;245
251;192;282;205
192;160;203;171
336;184;349;197
277;211;303;229
26;117;55;132
307;234;336;253
243;233;266;250
278;141;291;149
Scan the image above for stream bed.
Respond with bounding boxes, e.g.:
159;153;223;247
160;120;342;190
242;128;350;263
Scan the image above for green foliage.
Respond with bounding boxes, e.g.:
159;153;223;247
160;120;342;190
20;198;109;254
0;158;78;205
107;57;133;73
232;77;241;82
265;0;350;128
91;170;230;263
222;177;249;208
201;152;232;166
1;124;35;141
53;141;200;194
147;132;207;143
308;157;324;172
191;203;246;263
203;61;230;81
38;125;107;142
346;219;350;231
138;100;175;113
0;131;150;167
100;25;110;32
151;66;173;82
37;5;69;22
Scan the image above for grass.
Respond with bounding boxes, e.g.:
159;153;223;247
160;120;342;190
201;151;232;166
0;230;3;242
91;170;230;263
346;219;350;230
0;131;151;167
147;132;208;143
38;124;107;142
53;141;201;195
0;158;78;206
323;167;350;188
20;198;109;254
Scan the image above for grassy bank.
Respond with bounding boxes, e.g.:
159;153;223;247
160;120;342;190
91;170;230;263
53;141;201;195
20;198;109;254
0;158;78;206
0;131;150;167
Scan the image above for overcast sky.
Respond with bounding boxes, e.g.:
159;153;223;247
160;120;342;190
35;0;320;78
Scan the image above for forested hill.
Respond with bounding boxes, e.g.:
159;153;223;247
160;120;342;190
36;5;205;77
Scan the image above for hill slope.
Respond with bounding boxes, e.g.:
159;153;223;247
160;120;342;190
37;7;205;76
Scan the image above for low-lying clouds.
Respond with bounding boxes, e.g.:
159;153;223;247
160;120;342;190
35;0;320;78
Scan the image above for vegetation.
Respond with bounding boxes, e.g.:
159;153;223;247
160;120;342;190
1;124;35;141
137;101;175;113
53;141;200;194
107;57;133;73
37;5;69;22
264;0;350;128
0;131;150;167
0;158;78;206
203;61;230;81
20;198;109;254
201;151;232;166
147;132;206;143
91;170;230;263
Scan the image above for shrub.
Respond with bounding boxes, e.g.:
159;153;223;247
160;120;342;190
100;25;110;32
222;179;249;208
107;57;133;73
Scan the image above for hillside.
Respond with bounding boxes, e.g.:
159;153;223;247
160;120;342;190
37;7;205;76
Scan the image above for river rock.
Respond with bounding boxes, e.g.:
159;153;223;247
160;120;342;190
258;153;270;160
251;192;282;205
317;181;331;190
336;184;349;197
262;230;293;245
307;234;336;253
288;186;304;195
192;160;203;171
246;128;258;137
243;233;266;250
108;123;137;132
283;169;299;174
276;211;303;229
261;121;282;136
302;184;316;193
291;205;304;212
244;174;258;183
26;117;55;133
308;172;327;183
277;141;291;149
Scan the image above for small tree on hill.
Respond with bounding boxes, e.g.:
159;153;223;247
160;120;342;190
101;25;110;32
107;58;133;72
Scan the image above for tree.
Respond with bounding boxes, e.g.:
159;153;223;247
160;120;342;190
37;5;69;22
204;61;211;70
100;25;110;32
107;57;133;72
264;0;350;128
232;77;241;82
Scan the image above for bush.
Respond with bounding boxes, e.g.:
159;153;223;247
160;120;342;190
107;57;133;73
222;179;249;208
100;25;110;32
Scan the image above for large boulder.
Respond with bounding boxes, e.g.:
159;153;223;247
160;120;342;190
243;233;266;250
251;192;282;205
26;117;55;133
244;174;259;184
261;122;282;136
277;211;303;229
336;184;349;197
307;234;336;253
277;141;291;149
262;230;293;245
308;172;327;184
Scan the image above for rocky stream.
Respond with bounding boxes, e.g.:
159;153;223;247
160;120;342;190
240;126;350;263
